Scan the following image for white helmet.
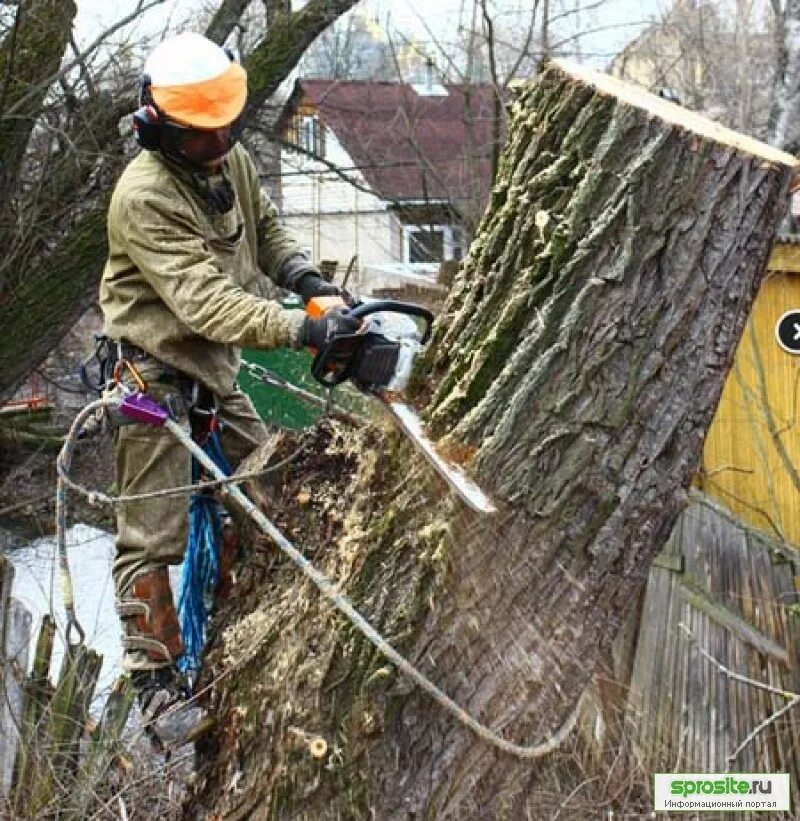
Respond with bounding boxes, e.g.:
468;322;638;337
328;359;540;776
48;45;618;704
144;32;247;129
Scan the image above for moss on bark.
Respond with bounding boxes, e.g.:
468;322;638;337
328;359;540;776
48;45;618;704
190;61;794;819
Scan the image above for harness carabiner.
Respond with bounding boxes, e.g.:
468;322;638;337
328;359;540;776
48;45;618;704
113;359;148;393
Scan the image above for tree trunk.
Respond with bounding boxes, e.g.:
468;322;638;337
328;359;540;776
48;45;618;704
0;0;77;287
243;0;359;114
0;0;359;402
0;204;111;401
205;0;253;44
0;0;77;204
190;60;796;819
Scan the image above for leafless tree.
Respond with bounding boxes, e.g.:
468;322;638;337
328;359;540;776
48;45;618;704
609;0;800;148
299;9;397;80
0;0;359;403
769;0;800;150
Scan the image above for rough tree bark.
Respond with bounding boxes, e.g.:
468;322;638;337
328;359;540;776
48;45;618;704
0;0;77;195
0;0;358;402
190;60;796;819
205;0;254;44
0;0;77;272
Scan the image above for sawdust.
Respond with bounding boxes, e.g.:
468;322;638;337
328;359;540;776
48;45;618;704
219;605;279;670
189;414;461;818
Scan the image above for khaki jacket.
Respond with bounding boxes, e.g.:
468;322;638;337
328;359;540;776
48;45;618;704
100;144;307;397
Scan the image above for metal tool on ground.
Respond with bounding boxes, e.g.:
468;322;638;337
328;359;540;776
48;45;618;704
305;296;497;514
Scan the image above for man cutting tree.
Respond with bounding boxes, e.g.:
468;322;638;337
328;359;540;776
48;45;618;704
100;31;360;749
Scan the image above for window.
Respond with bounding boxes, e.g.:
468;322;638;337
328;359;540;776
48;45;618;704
408;227;444;263
450;226;464;262
290;114;326;158
403;224;463;263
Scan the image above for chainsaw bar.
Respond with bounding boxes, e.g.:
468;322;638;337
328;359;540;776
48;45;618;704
377;395;497;514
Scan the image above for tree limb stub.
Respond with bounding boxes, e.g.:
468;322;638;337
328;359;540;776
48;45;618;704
194;60;796;819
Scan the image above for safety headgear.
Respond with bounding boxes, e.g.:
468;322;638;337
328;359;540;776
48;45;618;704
133;32;248;165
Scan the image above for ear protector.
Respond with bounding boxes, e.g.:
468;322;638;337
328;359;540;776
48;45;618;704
132;73;161;150
131;47;238;152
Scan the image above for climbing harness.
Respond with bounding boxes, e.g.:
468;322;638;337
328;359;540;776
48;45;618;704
56;391;579;759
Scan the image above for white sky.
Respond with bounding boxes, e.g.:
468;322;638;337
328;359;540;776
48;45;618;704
74;0;665;69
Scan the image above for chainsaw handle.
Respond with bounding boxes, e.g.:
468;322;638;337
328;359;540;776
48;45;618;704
348;301;434;344
307;298;435;390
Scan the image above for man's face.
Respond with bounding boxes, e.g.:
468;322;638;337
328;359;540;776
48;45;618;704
161;118;241;167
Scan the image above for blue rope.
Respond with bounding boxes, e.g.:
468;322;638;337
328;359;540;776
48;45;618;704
177;430;231;674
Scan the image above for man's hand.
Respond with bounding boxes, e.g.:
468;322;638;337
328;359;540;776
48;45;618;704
295;271;352;304
298;306;362;350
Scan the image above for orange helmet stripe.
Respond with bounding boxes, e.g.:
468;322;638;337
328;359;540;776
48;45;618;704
151;61;247;129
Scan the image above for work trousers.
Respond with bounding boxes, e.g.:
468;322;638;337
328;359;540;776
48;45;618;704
113;360;268;606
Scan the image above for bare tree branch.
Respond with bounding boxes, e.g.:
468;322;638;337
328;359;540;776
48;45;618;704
244;0;359;113
728;694;800;764
0;0;22;117
1;0;165;123
680;622;797;698
680;621;800;767
479;0;504;183
206;0;252;44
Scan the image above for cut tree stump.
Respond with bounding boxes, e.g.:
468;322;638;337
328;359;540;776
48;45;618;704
191;60;797;819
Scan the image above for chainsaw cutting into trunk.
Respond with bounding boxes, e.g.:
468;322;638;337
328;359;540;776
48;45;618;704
305;296;496;514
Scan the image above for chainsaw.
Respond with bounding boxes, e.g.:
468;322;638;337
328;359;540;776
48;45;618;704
304;296;496;514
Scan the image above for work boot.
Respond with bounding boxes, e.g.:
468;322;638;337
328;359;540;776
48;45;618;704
117;567;211;749
131;667;212;750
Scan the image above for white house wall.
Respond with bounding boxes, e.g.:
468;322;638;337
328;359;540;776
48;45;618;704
280;127;386;217
279;126;402;273
281;210;400;285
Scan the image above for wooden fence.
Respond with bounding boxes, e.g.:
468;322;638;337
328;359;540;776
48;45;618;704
0;555;135;818
586;492;800;786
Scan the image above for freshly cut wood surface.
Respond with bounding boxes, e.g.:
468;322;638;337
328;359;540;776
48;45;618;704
553;59;798;165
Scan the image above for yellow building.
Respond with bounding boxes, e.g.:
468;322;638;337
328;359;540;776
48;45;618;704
700;240;800;548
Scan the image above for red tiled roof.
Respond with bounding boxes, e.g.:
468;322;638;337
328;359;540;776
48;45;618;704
290;79;500;205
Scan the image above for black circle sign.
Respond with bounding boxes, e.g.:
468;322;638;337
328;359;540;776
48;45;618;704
776;310;800;354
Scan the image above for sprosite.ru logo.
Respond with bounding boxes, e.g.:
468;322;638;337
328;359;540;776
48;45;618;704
654;773;790;812
670;776;773;797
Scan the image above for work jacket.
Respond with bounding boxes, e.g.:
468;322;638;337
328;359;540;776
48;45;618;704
100;143;308;397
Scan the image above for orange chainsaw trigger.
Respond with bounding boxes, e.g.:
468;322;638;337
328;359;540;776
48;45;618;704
305;295;348;319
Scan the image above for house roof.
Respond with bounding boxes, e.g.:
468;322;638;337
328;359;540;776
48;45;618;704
282;79;500;206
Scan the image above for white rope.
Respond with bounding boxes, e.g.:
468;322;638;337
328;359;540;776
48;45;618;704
55;397;580;759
